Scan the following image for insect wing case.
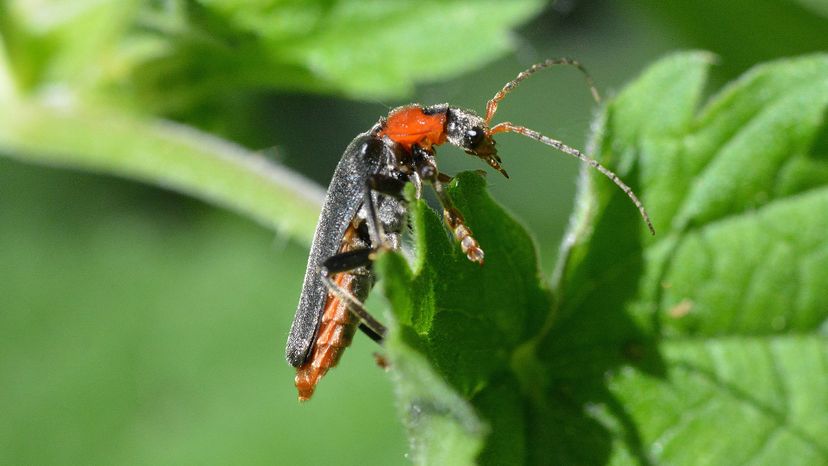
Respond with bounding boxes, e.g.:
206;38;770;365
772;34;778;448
285;132;387;367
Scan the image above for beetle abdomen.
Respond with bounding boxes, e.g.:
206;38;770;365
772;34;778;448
294;271;361;401
294;223;371;401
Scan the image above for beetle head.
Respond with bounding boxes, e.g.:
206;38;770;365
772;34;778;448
445;108;495;156
445;107;507;177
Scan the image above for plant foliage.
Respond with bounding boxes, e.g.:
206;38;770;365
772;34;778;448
380;52;828;465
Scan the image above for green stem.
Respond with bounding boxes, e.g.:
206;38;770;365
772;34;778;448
0;97;324;243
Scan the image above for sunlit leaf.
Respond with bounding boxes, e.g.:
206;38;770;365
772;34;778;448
381;52;828;464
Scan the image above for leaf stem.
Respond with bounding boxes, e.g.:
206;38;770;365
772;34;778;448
0;97;324;243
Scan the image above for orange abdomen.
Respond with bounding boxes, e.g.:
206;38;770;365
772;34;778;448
294;225;362;401
379;106;447;150
294;272;359;401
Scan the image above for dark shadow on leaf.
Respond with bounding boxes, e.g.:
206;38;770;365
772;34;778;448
535;167;667;465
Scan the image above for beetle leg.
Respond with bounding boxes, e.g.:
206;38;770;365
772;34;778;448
362;172;409;248
368;173;407;200
320;248;388;341
432;179;485;265
358;323;384;343
362;184;386;247
319;172;403;341
409;171;423;199
437;172;453;184
409;144;485;265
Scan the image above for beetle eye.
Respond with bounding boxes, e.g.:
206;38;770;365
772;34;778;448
463;126;485;149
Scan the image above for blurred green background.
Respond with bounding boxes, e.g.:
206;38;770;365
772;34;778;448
1;1;825;464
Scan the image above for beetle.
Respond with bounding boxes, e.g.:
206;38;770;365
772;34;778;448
285;58;655;401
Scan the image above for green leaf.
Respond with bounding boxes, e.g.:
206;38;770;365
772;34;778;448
634;0;828;79
124;0;544;110
380;53;828;464
383;320;487;466
379;172;552;465
0;99;324;243
575;52;828;464
0;0;142;92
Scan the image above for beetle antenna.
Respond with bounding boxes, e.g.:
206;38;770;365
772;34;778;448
490;122;655;235
485;58;601;125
